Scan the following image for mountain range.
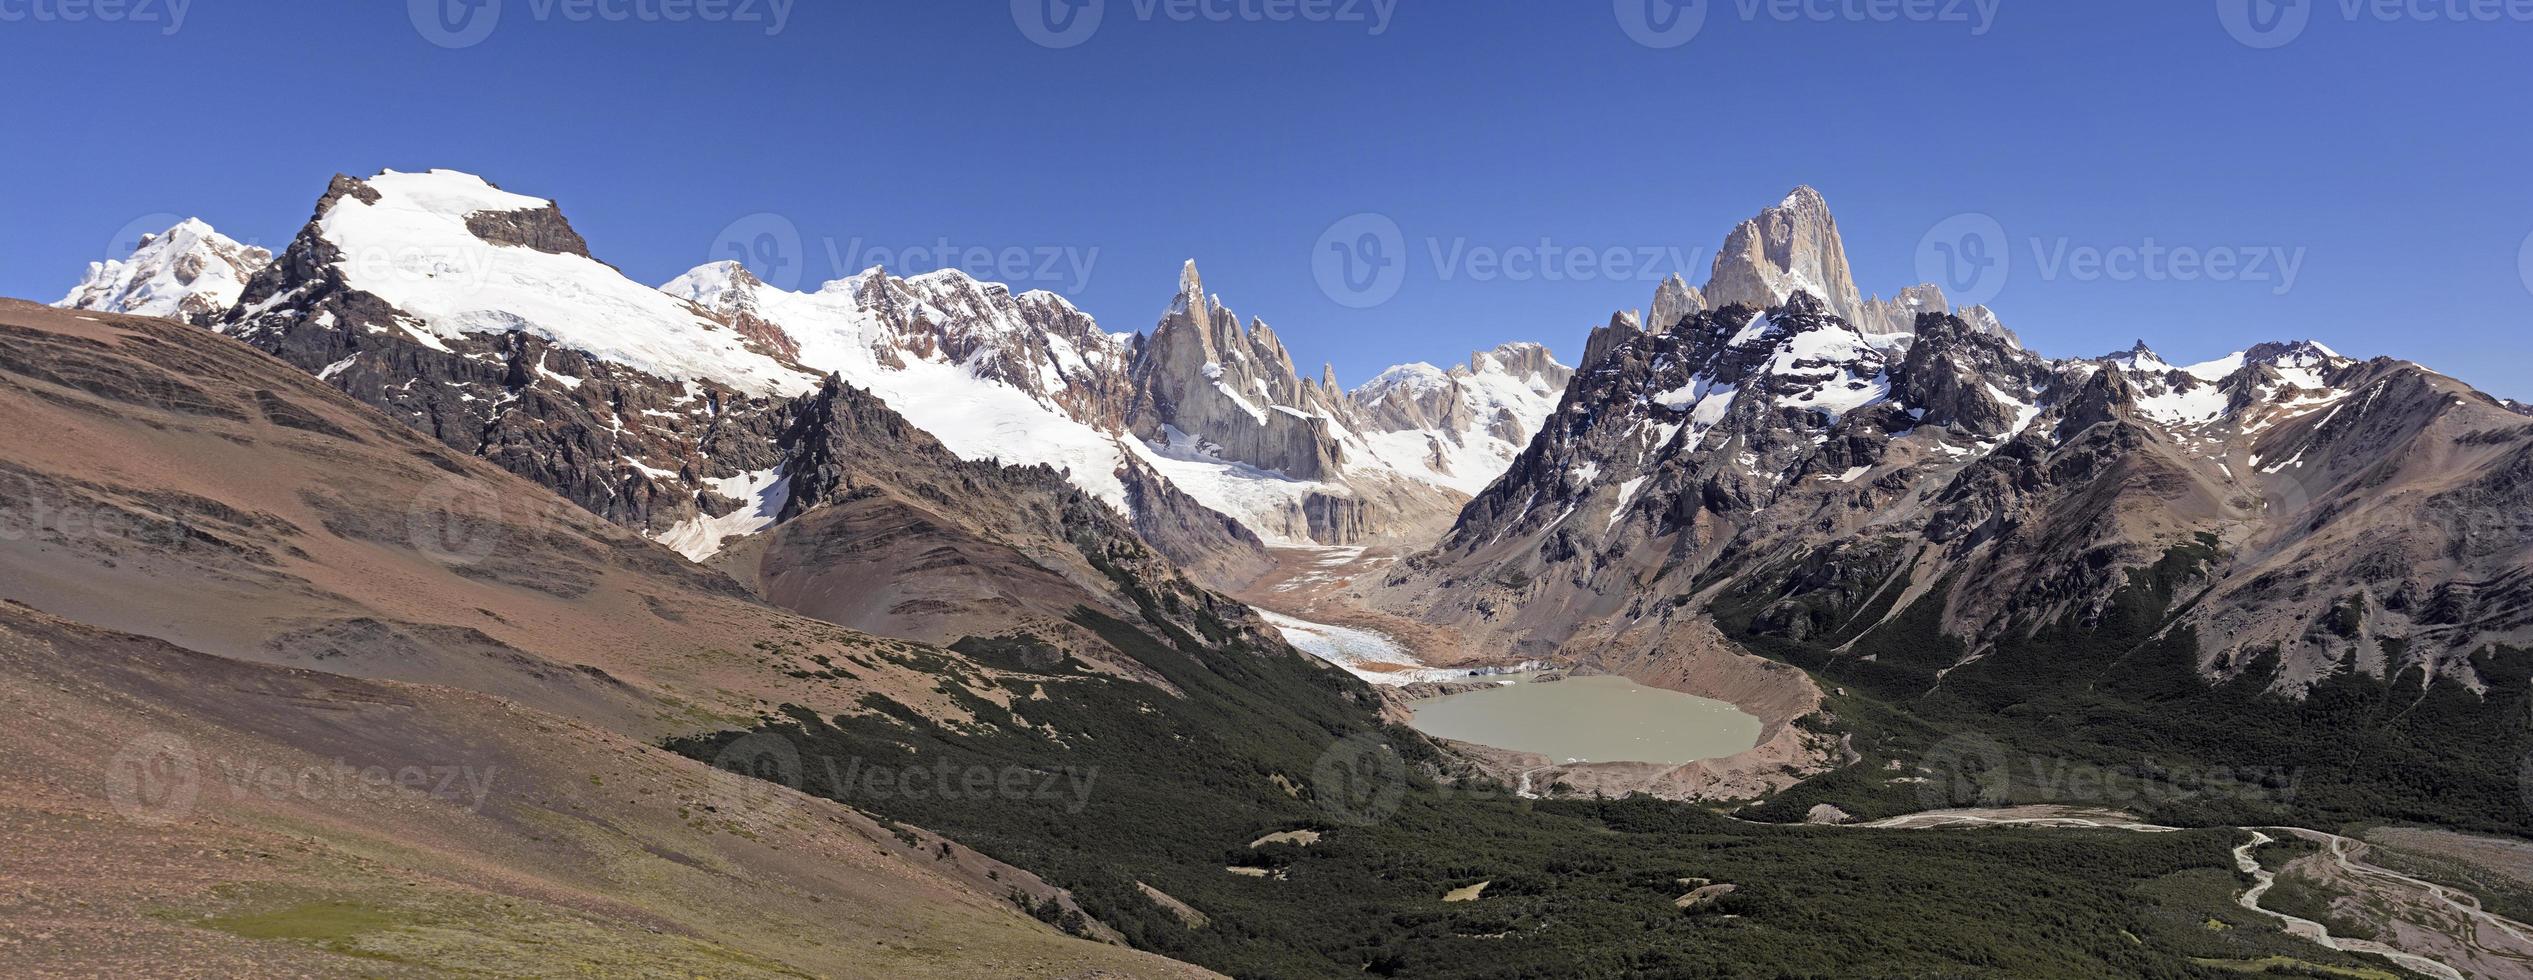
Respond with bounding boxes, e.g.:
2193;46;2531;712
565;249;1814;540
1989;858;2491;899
62;170;1577;581
57;167;2533;733
29;169;2533;977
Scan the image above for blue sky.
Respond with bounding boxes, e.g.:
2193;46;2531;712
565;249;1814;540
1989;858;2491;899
3;1;2528;398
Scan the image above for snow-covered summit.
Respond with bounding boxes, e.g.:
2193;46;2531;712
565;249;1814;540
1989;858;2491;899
56;218;271;327
300;169;813;394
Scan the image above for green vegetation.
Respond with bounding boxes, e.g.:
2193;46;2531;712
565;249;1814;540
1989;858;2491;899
1727;537;2533;836
671;603;2413;978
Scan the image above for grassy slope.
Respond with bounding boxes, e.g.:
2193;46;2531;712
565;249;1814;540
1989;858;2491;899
673;597;2416;978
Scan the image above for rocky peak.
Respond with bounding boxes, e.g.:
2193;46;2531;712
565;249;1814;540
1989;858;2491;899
2242;339;2343;369
1352;343;1572;443
1703;186;1867;327
1853;283;1952;340
1470;342;1567;383
56;218;273;328
463;200;594;257
1955;304;2019;347
1582;310;1645;371
2112;339;2167;369
1129;260;1350;480
1649;273;1708;333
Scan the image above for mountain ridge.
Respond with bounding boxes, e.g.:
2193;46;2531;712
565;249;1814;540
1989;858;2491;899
71;168;1570;569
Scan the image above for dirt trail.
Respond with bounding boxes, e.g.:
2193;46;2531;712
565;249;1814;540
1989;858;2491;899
1860;807;2533;980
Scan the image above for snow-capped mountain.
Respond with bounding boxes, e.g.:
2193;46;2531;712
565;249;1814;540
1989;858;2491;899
1650;186;2016;345
669;252;1565;549
1377;187;2533;695
56;219;272;327
87;169;1557;575
1350;343;1574;496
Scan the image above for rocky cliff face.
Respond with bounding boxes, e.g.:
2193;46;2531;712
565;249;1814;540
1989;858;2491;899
1670;187;2015;346
57;219;271;327
735;373;1279;663
1128;261;1353;481
1703;187;1867;326
222;172;792;537
1371;190;2533;695
81;168;1569;575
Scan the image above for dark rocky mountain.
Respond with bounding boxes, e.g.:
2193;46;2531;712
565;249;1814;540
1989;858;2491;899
68;169;1576;568
175;169;1282;590
1373;190;2533;700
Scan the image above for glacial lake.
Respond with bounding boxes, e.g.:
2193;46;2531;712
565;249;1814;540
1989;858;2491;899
1408;674;1763;765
